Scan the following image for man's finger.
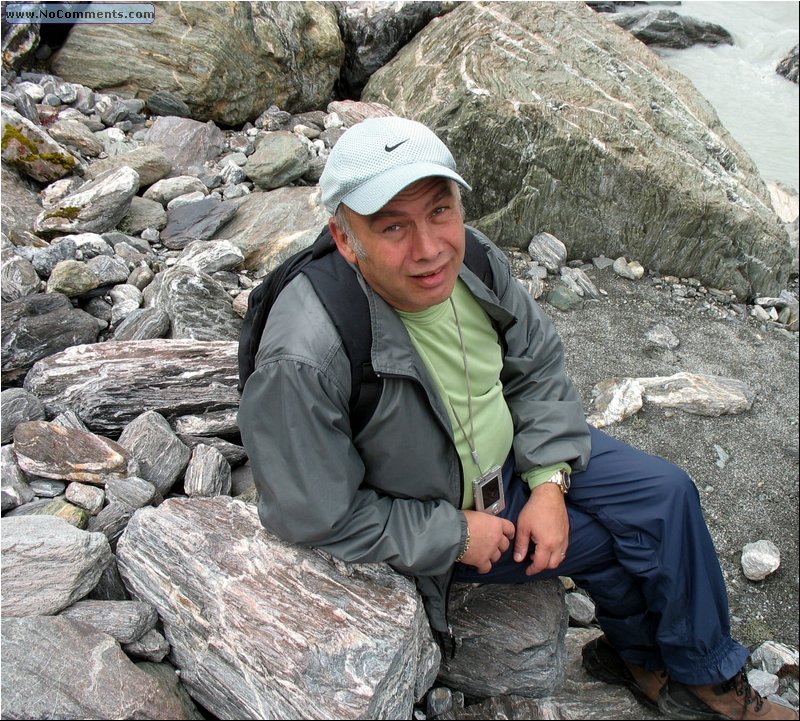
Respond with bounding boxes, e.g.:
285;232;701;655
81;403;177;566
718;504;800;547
513;534;531;563
525;546;552;575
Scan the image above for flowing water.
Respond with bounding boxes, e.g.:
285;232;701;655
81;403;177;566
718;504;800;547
647;1;799;190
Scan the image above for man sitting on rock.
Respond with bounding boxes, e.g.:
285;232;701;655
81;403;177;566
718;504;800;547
238;116;796;721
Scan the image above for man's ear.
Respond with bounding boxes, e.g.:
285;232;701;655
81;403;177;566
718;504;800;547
329;218;359;265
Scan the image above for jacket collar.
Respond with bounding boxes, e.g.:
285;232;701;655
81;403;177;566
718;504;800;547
353;260;516;376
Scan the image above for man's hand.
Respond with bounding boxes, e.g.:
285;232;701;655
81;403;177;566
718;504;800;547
513;483;569;575
460;510;515;573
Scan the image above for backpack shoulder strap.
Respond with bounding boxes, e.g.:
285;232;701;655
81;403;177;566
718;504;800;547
463;227;493;288
302;240;381;437
238;253;309;393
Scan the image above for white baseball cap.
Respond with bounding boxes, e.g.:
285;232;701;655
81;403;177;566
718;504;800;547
319;116;471;215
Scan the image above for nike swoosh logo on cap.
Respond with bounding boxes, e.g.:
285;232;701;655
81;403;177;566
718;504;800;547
385;139;409;152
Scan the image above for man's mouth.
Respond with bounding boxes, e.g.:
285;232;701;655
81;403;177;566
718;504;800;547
413;264;446;279
410;264;449;290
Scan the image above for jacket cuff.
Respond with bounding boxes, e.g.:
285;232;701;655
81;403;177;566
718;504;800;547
522;462;572;491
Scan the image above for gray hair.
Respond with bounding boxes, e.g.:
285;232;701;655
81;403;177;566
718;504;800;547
334;204;368;260
333;180;464;261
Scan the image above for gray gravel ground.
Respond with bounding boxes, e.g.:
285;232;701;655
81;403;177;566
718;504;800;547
526;261;799;652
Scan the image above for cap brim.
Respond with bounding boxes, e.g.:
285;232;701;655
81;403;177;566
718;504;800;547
340;162;471;215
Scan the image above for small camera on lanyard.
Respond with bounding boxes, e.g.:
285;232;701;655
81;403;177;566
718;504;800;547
473;465;505;515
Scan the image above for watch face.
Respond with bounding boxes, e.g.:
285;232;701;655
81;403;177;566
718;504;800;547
547;470;569;493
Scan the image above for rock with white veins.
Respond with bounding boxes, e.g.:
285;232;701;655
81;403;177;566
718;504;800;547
588;372;755;427
117;495;440;720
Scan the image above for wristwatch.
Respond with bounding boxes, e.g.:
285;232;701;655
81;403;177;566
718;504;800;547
545;469;571;495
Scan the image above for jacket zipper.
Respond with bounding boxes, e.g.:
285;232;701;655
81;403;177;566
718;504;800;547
444;459;465;658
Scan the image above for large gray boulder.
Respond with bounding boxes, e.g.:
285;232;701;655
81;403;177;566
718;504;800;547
362;1;792;299
1;616;201;719
22;339;239;435
213;186;329;274
117;495;440;719
0;515;112;617
49;1;345;125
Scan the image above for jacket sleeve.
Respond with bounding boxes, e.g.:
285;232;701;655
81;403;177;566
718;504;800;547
238;343;465;578
481;238;592;473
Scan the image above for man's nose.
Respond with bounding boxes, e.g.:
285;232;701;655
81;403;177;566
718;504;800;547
410;223;440;260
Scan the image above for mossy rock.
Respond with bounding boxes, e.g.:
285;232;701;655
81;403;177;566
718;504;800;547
2;110;78;183
32;497;89;529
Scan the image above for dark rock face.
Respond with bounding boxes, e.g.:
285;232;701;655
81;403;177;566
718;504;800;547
610;9;734;48
159;197;238;250
438;581;568;697
777;43;799;84
1;292;101;385
1;20;41;70
333;0;456;97
145;90;191;118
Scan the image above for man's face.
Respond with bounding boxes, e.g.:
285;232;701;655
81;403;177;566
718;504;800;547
330;178;466;313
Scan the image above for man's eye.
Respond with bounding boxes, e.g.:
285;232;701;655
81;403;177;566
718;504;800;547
433;206;450;216
383;224;402;233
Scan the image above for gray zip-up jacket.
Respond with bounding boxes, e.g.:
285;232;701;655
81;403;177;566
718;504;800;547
238;228;591;634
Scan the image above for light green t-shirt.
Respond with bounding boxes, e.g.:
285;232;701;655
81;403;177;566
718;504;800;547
397;280;570;508
397;280;514;509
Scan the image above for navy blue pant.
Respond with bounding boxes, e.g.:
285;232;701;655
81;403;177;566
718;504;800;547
455;426;749;685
